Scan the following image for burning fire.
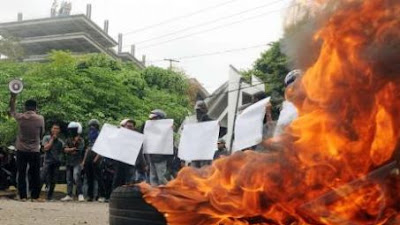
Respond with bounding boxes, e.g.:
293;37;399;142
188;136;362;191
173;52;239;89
139;0;400;224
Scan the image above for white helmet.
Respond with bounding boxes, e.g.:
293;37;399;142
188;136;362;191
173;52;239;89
67;121;83;134
285;69;302;87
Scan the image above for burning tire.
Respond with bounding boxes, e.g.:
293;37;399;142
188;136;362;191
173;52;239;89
109;185;167;225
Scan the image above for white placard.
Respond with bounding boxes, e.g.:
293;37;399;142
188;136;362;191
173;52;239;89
178;121;219;161
273;100;298;137
232;97;270;152
143;119;174;155
92;123;143;166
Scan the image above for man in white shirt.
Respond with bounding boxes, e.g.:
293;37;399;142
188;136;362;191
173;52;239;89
273;69;302;137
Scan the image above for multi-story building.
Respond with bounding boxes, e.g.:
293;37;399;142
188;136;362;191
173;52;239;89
0;4;145;69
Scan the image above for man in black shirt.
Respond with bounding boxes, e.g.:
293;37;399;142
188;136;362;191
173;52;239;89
61;122;85;202
213;139;229;160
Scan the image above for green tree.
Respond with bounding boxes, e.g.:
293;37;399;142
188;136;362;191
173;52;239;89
142;66;189;94
247;41;290;119
0;51;192;146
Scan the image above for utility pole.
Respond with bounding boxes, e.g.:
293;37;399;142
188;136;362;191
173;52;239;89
229;77;243;153
164;58;180;70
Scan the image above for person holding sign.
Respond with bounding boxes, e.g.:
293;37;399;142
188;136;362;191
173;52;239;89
178;120;220;165
91;120;145;189
111;119;147;189
192;101;214;168
234;93;274;152
273;70;301;137
112;119;136;190
81;119;107;202
145;109;171;186
264;70;301;152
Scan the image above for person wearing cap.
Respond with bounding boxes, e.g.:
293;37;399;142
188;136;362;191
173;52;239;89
195;100;212;122
146;109;170;186
9;94;45;201
273;70;301;137
61;122;85;202
213;139;229;160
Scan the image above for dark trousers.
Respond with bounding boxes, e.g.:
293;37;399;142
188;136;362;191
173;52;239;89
191;160;212;168
102;159;114;199
86;161;105;200
41;162;59;200
17;151;41;199
104;174;113;199
112;161;129;190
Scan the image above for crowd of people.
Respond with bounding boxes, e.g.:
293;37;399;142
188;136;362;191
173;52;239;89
7;69;301;203
8;94;230;202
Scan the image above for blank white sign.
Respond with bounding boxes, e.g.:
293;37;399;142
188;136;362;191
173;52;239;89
233;97;270;152
178;121;219;161
143;119;174;155
92;123;143;166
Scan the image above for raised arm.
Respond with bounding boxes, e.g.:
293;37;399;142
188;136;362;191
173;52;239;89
43;136;55;152
9;93;17;117
265;101;273;123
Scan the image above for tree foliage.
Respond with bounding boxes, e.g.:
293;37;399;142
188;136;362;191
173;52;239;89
142;66;189;94
0;34;24;61
246;41;290;119
0;51;192;146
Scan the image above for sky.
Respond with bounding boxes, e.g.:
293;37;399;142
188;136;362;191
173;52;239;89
0;0;292;92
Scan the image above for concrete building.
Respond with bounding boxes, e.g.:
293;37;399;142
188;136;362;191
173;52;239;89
0;4;145;69
188;78;209;101
210;65;265;150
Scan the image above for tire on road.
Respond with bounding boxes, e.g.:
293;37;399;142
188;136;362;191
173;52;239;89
109;185;167;225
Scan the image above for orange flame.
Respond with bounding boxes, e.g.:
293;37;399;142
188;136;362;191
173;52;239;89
139;0;400;224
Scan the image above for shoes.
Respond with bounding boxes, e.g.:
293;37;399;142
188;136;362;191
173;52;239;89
97;197;106;203
31;198;45;202
78;194;85;202
61;195;73;201
19;198;27;202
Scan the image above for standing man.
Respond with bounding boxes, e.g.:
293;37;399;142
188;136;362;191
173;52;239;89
146;109;169;186
194;101;212;122
9;94;44;201
264;70;301;152
112;119;143;189
41;122;64;201
238;92;275;152
82;119;107;202
213;139;229;160
61;122;85;202
112;119;148;189
273;70;301;137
